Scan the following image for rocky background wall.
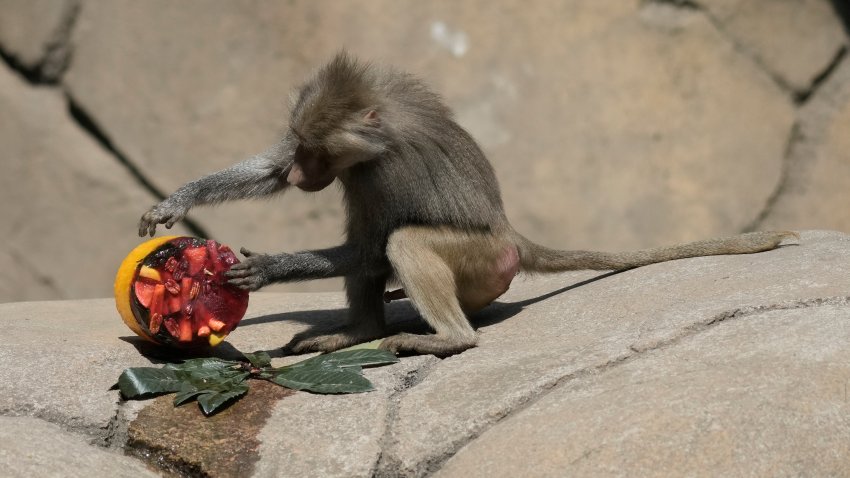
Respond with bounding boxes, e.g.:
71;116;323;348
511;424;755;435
1;0;848;302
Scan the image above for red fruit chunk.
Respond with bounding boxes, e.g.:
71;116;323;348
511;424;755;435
183;247;208;275
178;317;193;342
167;295;182;315
208;318;226;332
149;284;166;316
134;280;156;308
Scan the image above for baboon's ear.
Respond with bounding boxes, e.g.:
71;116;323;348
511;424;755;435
363;109;380;125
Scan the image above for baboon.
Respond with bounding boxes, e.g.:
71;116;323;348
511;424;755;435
139;52;794;356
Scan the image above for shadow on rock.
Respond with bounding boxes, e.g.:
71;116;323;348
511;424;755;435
238;270;620;358
120;336;248;362
473;270;622;328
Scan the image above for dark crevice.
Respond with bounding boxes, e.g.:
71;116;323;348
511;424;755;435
0;0;80;85
372;358;440;478
742;122;800;232
642;0;700;9
66;94;211;238
644;0;795;96
795;46;848;104
830;0;850;36
38;0;80;83
0;48;41;83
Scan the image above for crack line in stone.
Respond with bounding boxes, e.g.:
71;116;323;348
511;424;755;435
65;94;211;239
421;295;850;475
372;358;439;478
742;122;800;232
0;0;80;85
796;46;848;105
647;0;795;96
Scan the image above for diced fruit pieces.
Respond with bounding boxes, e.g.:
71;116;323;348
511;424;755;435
183;247;208;275
163;318;180;337
134;280;156;308
149;313;163;334
138;266;161;281
164;278;180;295
178;317;193;342
149;284;166;316
206;240;221;272
117;236;249;348
167;295;182;314
208;318;226;332
209;332;226;347
180;277;193;302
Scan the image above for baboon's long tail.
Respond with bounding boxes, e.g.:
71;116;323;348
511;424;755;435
512;230;798;273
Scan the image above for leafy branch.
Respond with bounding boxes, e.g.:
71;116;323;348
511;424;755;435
115;348;399;415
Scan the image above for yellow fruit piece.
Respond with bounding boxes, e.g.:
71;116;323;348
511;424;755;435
137;265;162;281
114;236;179;342
209;332;227;347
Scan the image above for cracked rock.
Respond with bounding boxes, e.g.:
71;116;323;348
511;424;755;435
438;303;850;476
0;61;191;301
0;0;78;81
699;0;848;94
0;416;158;478
759;58;850;232
59;0;792;292
1;231;849;476
376;231;850;476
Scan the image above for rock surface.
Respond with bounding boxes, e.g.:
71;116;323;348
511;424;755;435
0;416;160;478
1;1;849;302
0;63;191;301
438;303;850;477
701;0;847;94
760;57;850;233
1;230;849;476
0;0;77;78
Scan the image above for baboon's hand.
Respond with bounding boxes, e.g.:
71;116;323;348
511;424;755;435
225;248;277;291
138;199;189;237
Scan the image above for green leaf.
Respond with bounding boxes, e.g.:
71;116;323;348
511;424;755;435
196;383;249;415
117;368;182;398
165;357;237;372
174;370;250;407
272;367;375;394
173;386;206;406
243;351;272;368
174;367;244;383
289;349;399;370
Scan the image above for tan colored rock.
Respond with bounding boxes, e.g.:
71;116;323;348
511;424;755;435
65;1;792;285
0;416;159;478
66;1;347;295
0;0;77;78
760;59;850;233
1;231;848;476
0;62;191;301
438;303;850;477
377;231;850;476
701;0;848;93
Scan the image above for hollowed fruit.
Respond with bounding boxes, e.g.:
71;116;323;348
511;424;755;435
115;236;249;348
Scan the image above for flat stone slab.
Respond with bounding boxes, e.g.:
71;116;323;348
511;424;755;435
438;303;850;476
1;230;849;476
0;416;159;478
762;57;850;234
